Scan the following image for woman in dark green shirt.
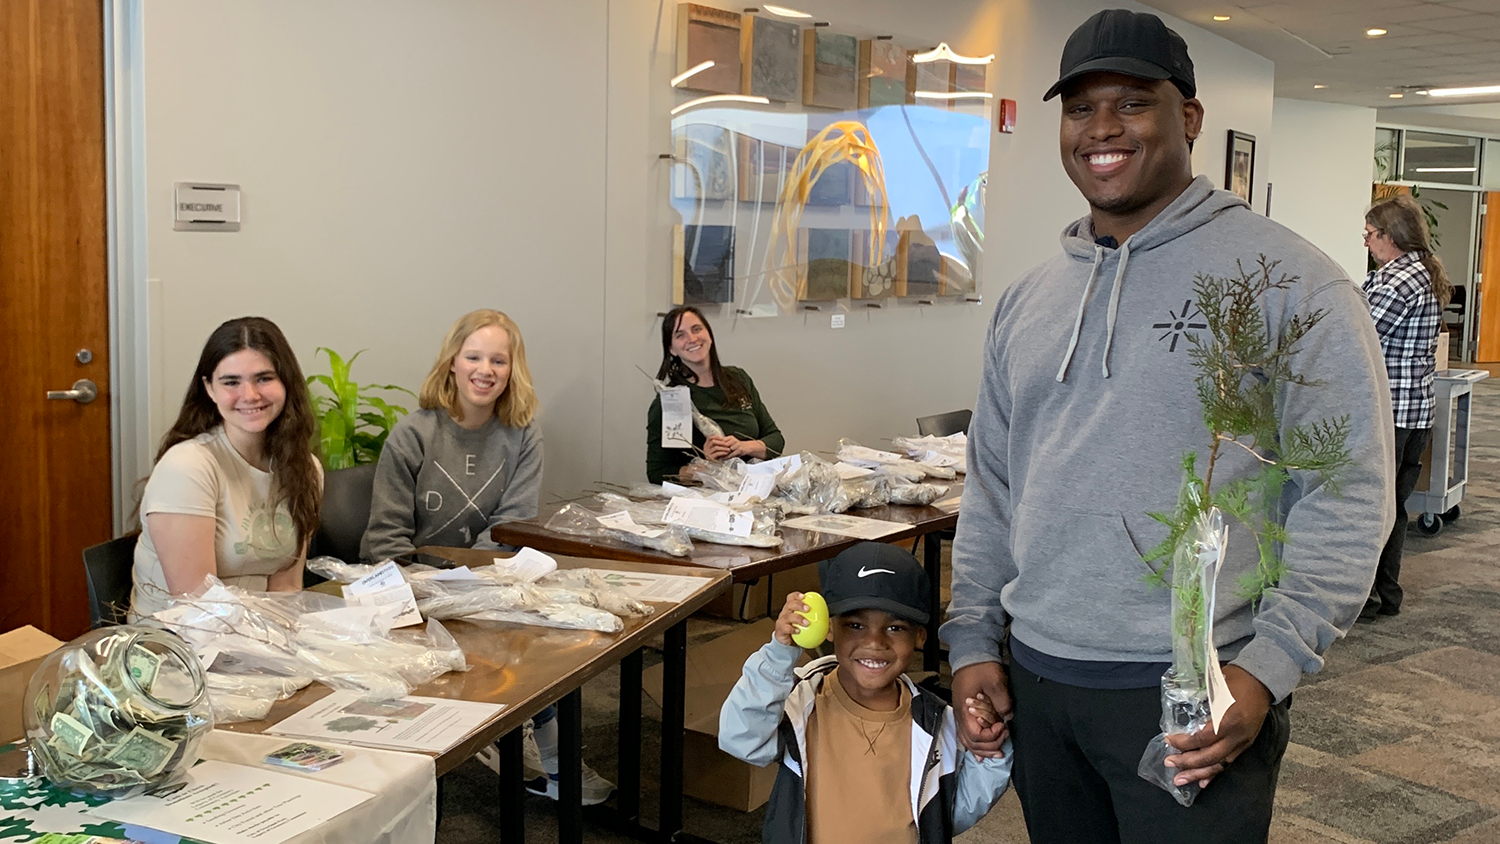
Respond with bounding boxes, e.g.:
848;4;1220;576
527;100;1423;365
646;306;784;483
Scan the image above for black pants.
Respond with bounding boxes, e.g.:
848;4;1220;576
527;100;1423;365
1008;661;1290;844
1370;426;1431;613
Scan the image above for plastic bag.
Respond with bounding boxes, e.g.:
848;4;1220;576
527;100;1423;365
772;453;849;514
842;475;892;509
205;672;310;723
1137;506;1229;807
594;492;784;549
648;374;725;439
888;482;950;506
892;434;968;475
544;502;694;556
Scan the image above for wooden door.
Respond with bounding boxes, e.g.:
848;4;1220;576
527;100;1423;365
0;0;112;637
1477;193;1500;363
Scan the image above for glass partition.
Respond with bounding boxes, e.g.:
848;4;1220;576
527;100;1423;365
1400;131;1480;186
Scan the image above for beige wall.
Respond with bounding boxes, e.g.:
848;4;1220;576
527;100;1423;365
137;0;1274;499
1268;97;1378;282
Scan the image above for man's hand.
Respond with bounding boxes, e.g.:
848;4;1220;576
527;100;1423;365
1164;665;1272;789
952;662;1012;758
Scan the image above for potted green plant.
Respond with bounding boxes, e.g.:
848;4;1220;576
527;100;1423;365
306;348;416;470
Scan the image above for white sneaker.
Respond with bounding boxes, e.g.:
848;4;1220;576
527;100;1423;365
525;761;616;806
521;723;548;782
474;743;500;774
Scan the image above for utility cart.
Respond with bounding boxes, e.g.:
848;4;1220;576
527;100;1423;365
1408;368;1489;536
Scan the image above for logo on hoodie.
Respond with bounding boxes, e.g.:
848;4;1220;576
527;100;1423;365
1152;300;1208;353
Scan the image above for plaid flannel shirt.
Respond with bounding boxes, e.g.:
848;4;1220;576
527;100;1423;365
1362;251;1440;429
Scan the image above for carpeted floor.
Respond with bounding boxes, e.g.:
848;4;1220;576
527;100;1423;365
436;378;1500;844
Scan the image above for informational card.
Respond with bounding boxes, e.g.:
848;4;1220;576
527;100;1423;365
709;472;776;505
781;514;908;540
94;759;371;844
265;692;503;753
662;496;753;537
594;570;713;603
414;566;481;582
342;561;404;596
660;386;693;450
838;445;905;466
596;510;667;539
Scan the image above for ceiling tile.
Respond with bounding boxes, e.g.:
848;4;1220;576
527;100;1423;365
1440;0;1500;12
1359;4;1476;23
1402;13;1500;31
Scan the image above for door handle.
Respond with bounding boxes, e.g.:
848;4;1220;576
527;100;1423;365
46;379;99;404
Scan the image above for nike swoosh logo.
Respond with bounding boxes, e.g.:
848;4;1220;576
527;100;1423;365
858;567;895;578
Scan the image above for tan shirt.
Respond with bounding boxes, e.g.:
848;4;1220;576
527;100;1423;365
805;668;916;844
131;428;308;618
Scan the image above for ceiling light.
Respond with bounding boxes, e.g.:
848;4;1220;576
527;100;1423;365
1212;15;1231;22
1366;28;1387;36
761;4;811;18
671;60;715;88
1426;84;1500;97
670;94;770;115
1389;92;1403;98
911;43;995;65
913;90;995;100
1313;84;1327;89
1414;167;1476;173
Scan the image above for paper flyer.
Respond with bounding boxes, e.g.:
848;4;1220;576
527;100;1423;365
265;692;502;753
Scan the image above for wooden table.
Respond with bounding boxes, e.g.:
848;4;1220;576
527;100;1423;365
494;488;962;670
225;548;730;844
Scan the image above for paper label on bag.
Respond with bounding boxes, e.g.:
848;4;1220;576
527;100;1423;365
839;445;905;466
662;496;753;537
662;480;693;495
1202;523;1234;731
345;583;423;628
719;472;776;504
921;451;959;467
497;546;558;581
419;566;481;582
833;461;875;479
660;386;693;449
1206;657;1236;732
597;510;667;539
744;453;802;476
345;560;406;596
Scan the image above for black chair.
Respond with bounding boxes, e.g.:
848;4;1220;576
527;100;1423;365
83;535;138;628
916;409;972;437
1444;285;1466;338
311;463;380;565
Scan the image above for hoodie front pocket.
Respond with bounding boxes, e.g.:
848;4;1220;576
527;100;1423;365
1005;499;1173;652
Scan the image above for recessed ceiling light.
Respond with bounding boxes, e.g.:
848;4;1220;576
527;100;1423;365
1426;84;1500;97
1367;28;1387;36
1313;84;1327;89
762;4;811;18
1212;15;1231;21
1389;92;1404;98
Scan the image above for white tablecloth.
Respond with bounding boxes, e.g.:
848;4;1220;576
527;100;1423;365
201;730;437;844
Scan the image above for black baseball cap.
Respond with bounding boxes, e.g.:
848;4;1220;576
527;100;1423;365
1043;9;1195;102
818;542;931;625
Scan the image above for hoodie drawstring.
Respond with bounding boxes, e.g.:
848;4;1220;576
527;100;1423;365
1055;245;1104;383
1101;241;1130;378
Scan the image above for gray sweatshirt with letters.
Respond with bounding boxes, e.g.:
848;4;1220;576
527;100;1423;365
940;176;1395;703
361;408;543;561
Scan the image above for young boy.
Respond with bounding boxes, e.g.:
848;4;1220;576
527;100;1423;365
719;542;1012;843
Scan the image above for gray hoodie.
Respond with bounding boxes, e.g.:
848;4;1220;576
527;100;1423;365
361;408;543;560
940;176;1395;703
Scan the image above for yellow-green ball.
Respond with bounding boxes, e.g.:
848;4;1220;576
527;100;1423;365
792;592;829;648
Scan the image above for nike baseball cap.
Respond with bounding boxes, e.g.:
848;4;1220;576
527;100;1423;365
818;542;931;625
1043;9;1195;102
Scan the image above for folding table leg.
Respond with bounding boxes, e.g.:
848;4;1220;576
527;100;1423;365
660;621;688;839
497;729;526;844
559;688;584;844
617;648;643;824
923;532;942;671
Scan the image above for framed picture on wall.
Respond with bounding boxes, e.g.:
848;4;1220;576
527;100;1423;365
1225;130;1255;203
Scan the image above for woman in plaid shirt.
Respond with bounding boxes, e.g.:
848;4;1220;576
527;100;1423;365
1360;195;1453;621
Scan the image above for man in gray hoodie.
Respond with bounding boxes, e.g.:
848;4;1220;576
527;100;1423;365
940;9;1394;843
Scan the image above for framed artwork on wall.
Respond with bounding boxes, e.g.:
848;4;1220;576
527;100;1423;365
673;123;735;201
742;15;801;102
675;4;743;95
1226;130;1255;203
798;228;855;301
858;39;913;108
673;223;736;305
803;30;858;110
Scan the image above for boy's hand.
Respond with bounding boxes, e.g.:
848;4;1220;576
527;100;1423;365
953;663;1011;759
774;592;811;647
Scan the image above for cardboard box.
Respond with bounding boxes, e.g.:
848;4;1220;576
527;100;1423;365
1437;331;1450;372
643;619;808;812
699;562;821;621
1;625;65;743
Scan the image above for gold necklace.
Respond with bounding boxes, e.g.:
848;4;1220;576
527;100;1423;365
859;718;887;755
